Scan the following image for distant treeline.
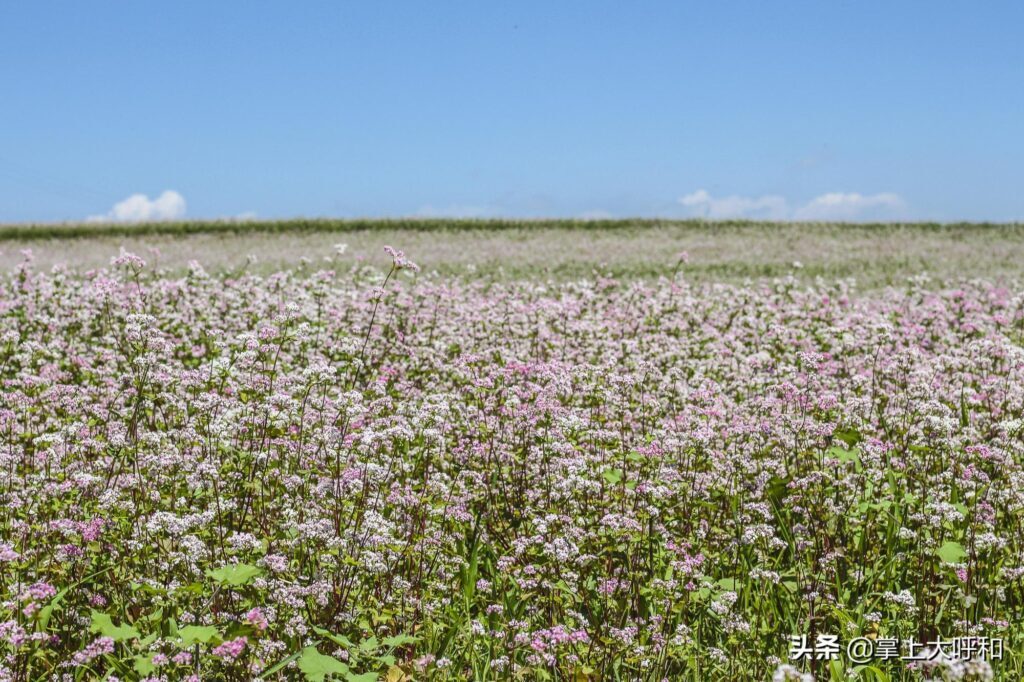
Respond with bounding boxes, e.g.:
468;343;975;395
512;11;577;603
0;218;1021;241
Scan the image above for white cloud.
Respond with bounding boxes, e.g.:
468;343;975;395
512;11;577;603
679;189;789;220
87;190;186;223
678;189;905;221
791;192;904;221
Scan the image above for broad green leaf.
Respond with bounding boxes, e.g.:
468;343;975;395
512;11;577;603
937;541;968;563
177;625;220;646
298;646;350;681
381;634;417;648
259;648;306;679
827;446;860;464
716;578;741;591
37;588;68;631
602;469;623;485
347;673;379;682
134;654;156;676
834;428;862;447
89;611;140;642
206;563;263;586
312;626;357;649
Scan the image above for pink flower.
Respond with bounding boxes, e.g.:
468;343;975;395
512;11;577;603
26;582;57;601
245;607;268;631
71;637;115;665
384;245;420;272
212;636;247;660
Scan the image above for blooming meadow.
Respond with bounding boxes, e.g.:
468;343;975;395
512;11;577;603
1;245;1023;681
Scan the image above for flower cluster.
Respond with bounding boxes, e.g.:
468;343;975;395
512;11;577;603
0;251;1022;679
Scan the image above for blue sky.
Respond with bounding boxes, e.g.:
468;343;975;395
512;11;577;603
2;1;1022;223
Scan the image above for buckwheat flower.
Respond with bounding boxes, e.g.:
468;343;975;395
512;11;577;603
212;636;247;660
962;659;994;681
26;582;57;601
882;589;917;616
71;637;115;665
598;578;629;595
710;591;738;615
111;247;146;269
383;245;420;272
0;544;19;562
245;607;269;631
0;621;27;647
772;664;814;682
261;553;289;573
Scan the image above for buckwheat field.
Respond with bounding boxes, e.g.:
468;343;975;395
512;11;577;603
2;223;1023;681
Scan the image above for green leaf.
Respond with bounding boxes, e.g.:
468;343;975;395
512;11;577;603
826;446;860;464
312;626;357;649
381;634;417;649
298;646;350;681
601;469;623;485
259;648;306;679
206;563;263;586
37;588;69;631
347;674;379;682
937;541;968;564
177;625;221;646
134;654;156;676
834;428;862;447
852;664;891;682
89;611;140;642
